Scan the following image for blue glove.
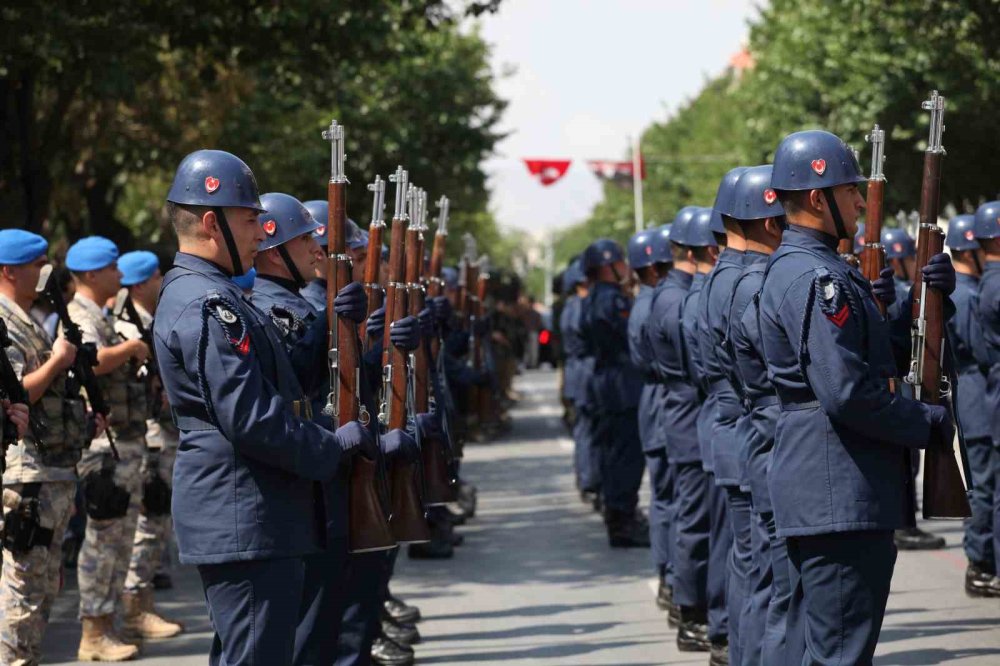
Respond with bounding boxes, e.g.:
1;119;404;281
334;282;366;323
390;316;420;351
871;267;897;307
922;253;956;296
336;420;376;467
430;296;452;326
381;428;420;463
366;306;385;340
417;307;435;338
416;411;443;441
927;406;955;451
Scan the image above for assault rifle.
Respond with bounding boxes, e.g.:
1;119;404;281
861;124;888;316
381;182;431;543
43;275;118;460
113;288;162;418
905;91;971;519
322;119;395;553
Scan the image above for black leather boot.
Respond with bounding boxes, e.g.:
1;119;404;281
894;526;945;550
676;606;710;652
384;594;421;624
966;562;1000;598
371;637;414;665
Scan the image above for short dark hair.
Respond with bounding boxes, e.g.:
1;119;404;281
776;190;809;215
166;201;211;238
671;243;689;264
691;246;714;263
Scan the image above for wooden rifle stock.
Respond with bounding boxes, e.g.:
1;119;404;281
324;121;395;553
907;94;970;519
861;180;887;316
837;238;858;268
474;264;493;424
384;185;430;543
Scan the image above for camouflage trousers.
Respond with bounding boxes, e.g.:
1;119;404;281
125;427;177;592
0;480;76;666
76;438;144;619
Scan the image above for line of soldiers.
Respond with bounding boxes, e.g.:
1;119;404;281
0;136;505;664
559;125;1000;665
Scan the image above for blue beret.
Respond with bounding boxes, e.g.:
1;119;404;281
118;251;160;286
66;236;119;272
0;229;48;265
232;267;257;291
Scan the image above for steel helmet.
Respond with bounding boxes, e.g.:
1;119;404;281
973;201;1000;240
731;165;785;222
713;167;750;219
561;258;586;294
627;230;657;270
258;193;323;252
442;266;459;290
945;214;980;251
167;150;265;212
881;227;916;260
669;206;700;246
687;208;719;248
649;224;673;264
582;239;625;273
770;130;866;192
302;200;368;250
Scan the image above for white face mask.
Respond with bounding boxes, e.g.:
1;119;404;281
35;264;53;294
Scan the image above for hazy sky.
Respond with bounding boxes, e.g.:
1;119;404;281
477;0;760;235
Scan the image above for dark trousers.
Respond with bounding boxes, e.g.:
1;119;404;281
785;530;896;666
199;557;306;666
336;550;393;666
964;437;997;569
707;476;731;642
724;487;752;663
646;448;675;581
762;511;791;666
573;408;601;492
672;462;710;609
295;543;350;665
740;507;772;666
595;409;645;514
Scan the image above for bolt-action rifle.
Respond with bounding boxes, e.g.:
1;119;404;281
861;124;888;316
322;120;395;553
381;182;431;543
427;196;450;361
44;275;118;460
904;91;971;519
363;175;387;352
474;254;494;425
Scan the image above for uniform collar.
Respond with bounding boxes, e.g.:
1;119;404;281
718;247;743;265
691;272;707;288
784;225;839;253
171;252;235;282
956;272;979;285
666;268;694;289
0;293;37;330
984;261;1000;273
257;273;300;294
744;249;770;264
72;292;107;319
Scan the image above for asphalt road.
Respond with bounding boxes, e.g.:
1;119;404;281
43;368;1000;664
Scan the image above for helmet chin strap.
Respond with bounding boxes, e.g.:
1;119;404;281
899;260;910;282
820;188;849;241
971;251;983;276
212;207;243;277
276;244;307;288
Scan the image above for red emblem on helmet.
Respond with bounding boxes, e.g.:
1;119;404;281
316;225;327;236
893;242;902;253
263;220;277;236
205;176;220;193
763;188;777;205
645;246;653;255
965;229;975;241
811;159;826;176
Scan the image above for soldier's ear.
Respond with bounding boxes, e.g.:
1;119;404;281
807;189;826;215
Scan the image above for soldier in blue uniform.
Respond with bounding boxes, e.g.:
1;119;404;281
699;166;753;666
972;200;1000;595
647;205;715;650
723;164;788;664
154;150;376;665
945;214;1000;597
580;239;648;547
627;226;674;608
759;130;956;665
300;200;370;312
559;258;601;509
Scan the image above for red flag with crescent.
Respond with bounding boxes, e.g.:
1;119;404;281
523;159;572;186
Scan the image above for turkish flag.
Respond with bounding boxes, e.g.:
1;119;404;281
523;159;572;186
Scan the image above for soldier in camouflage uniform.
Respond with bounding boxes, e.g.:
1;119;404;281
64;236;152;661
113;251;184;640
0;229;92;665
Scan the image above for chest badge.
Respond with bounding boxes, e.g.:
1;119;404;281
217;307;237;324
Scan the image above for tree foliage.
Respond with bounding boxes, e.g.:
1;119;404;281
560;0;1000;265
1;1;508;263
